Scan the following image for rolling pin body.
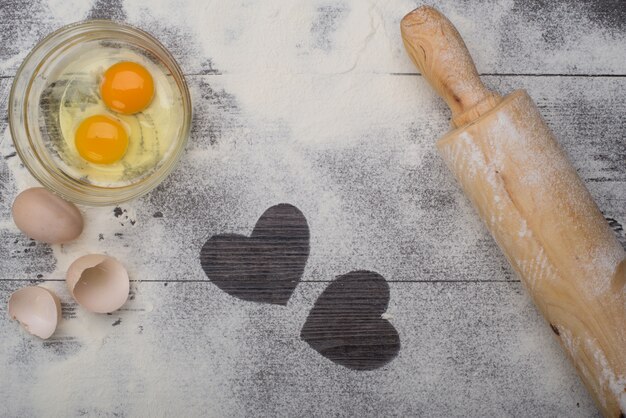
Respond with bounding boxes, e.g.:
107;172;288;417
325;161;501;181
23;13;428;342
438;90;626;416
401;6;626;417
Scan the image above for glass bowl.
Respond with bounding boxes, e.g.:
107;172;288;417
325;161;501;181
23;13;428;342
8;20;191;206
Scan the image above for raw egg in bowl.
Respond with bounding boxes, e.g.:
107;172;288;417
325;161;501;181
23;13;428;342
8;20;191;206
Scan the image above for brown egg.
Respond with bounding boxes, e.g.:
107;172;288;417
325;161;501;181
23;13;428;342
66;254;129;313
8;286;61;339
12;187;83;244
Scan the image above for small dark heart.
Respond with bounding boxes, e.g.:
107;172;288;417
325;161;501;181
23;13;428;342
300;270;400;371
200;204;309;305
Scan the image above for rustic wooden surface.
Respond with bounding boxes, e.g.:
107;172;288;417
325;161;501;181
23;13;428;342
0;0;625;417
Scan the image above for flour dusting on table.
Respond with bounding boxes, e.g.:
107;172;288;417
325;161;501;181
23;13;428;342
0;0;624;416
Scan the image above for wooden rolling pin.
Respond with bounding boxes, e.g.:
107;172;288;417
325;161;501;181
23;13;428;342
401;6;626;417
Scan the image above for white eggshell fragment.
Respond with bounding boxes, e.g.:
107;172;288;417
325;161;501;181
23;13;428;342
8;286;61;339
12;187;83;244
66;254;129;313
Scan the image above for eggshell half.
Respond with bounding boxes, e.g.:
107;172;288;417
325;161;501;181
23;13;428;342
66;254;129;313
8;286;61;339
12;187;84;244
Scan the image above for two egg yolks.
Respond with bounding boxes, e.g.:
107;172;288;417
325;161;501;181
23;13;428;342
75;62;154;164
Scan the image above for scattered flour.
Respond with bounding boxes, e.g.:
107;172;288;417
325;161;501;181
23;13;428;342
0;0;624;416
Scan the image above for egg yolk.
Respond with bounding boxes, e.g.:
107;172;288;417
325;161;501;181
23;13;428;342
75;115;129;164
100;61;154;114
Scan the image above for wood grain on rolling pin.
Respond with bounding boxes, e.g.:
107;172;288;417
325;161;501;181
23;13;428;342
402;6;625;417
437;92;626;416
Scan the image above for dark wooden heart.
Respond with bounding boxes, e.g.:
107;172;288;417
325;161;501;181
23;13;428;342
300;270;400;370
200;204;309;305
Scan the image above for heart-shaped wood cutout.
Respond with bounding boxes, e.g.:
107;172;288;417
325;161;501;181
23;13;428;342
200;204;309;305
300;270;400;370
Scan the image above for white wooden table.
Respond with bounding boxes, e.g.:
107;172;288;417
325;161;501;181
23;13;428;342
1;0;624;416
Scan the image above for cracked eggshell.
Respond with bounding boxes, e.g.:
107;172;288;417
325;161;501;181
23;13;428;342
66;254;130;313
8;286;61;339
12;187;84;244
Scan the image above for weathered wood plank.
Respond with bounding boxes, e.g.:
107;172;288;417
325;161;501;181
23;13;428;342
1;0;625;77
0;2;623;416
0;75;623;284
0;280;599;417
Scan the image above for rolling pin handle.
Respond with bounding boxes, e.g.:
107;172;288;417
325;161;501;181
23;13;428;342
400;6;501;127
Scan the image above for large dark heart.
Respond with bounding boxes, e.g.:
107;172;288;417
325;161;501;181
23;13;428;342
200;204;309;305
300;270;400;371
